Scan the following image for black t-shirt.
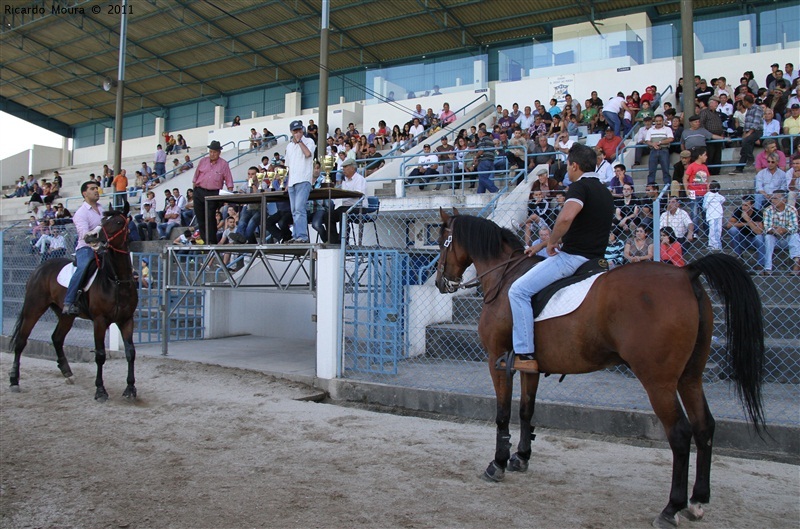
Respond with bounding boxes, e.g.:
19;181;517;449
365;152;384;170
731;207;762;238
561;175;615;258
614;196;640;220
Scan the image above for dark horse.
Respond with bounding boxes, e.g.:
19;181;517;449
9;208;139;401
434;209;765;528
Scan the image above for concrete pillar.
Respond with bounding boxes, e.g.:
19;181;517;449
61;137;70;168
154;117;165;140
214;105;225;129
285;91;302;117
316;248;341;379
104;127;115;169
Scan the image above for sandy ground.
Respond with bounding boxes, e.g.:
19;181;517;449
1;352;798;529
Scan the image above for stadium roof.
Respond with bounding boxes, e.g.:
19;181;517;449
0;0;773;134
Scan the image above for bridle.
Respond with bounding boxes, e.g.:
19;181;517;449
101;214;130;255
437;216;529;302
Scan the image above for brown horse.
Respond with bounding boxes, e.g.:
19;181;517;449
434;209;765;528
9;208;139;401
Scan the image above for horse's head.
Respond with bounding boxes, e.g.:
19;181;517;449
85;208;130;253
435;207;470;294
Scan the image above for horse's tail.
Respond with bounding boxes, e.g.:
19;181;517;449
9;311;25;352
686;253;766;434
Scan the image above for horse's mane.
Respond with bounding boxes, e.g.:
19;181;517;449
451;215;523;261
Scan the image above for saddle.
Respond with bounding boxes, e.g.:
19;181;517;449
56;255;99;293
531;258;608;319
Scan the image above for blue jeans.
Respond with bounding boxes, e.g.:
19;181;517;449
508;251;589;355
64;246;95;305
288;181;312;241
647;148;670;185
476;159;498;194
728;228;765;266
764;233;800;271
158;221;179;239
154;162;166;176
603;111;621;136
236;208;261;243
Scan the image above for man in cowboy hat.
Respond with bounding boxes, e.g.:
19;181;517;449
192;140;234;243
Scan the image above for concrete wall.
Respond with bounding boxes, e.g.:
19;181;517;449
30;145;63;175
0;150;30;186
363;88;491;137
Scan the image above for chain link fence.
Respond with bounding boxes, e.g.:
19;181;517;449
1;223;98;349
341;184;799;427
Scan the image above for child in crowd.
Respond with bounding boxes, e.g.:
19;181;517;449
604;231;625;269
660;227;684;267
703;180;726;251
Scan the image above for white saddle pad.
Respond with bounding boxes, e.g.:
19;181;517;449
534;272;605;322
57;263;99;290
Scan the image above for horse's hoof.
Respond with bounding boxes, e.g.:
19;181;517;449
9;385;20;393
65;377;74;385
481;461;505;483
122;386;137;399
62;370;73;379
680;502;705;521
95;388;109;402
652;512;679;528
508;453;529;472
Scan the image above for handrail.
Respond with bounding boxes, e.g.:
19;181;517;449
231;135;287;168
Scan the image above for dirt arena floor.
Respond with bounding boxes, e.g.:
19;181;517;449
1;352;798;529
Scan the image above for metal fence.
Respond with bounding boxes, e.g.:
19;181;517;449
340;187;799;427
0;225;203;350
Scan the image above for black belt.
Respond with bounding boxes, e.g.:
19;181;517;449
195;186;218;192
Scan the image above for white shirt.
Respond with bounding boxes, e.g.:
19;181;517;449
173;194;187;210
604;96;626;114
417;154;438;170
763;119;780;136
596;160;614;184
702;192;726;220
339;172;367;208
409;124;425;138
662;208;693;238
285;136;316;186
645;125;674;145
517;114;535;131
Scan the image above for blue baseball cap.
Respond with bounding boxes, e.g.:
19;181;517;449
290;120;303;131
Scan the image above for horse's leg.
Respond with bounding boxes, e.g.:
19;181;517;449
483;357;515;482
119;318;137;399
92;321;109;402
643;384;693;529
677;379;715;522
8;301;49;391
509;372;541;472
51;313;76;382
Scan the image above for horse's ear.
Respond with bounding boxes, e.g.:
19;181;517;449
452;206;460;217
439;207;450;223
123;201;130;217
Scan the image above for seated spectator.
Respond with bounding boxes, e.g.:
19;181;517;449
596;127;622;163
171;158;181;175
604;231;625;269
164;132;177;154
54;203;72;224
181;189;195;227
755;151;790;209
179;154;194;174
530;168;559;198
526;226;552;258
157;196;181;239
762;108;780;137
788;153;800;209
249;128;262;150
41;203;57;221
725;195;765;270
231;116;241;127
614;184;640;235
262;128;276;148
624;226;654;263
762;189;800;274
137;202;158;241
660;227;685;267
669;116;685;154
440;102;457;125
216;217;239;267
175;134;188;153
25;183;44;212
637;184;660;231
102;164;114;188
662;197;695;247
364;144;384;177
407;144;439;190
595;148;614;185
755;139;787;171
522;190;553;245
609;164;634;198
328;159;367;245
139;259;151;289
635;100;655;122
435;137;456;190
529;134;556;173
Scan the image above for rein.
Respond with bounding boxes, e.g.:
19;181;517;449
98;217;136;287
438;217;530;304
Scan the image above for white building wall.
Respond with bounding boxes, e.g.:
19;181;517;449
0;150;31;185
